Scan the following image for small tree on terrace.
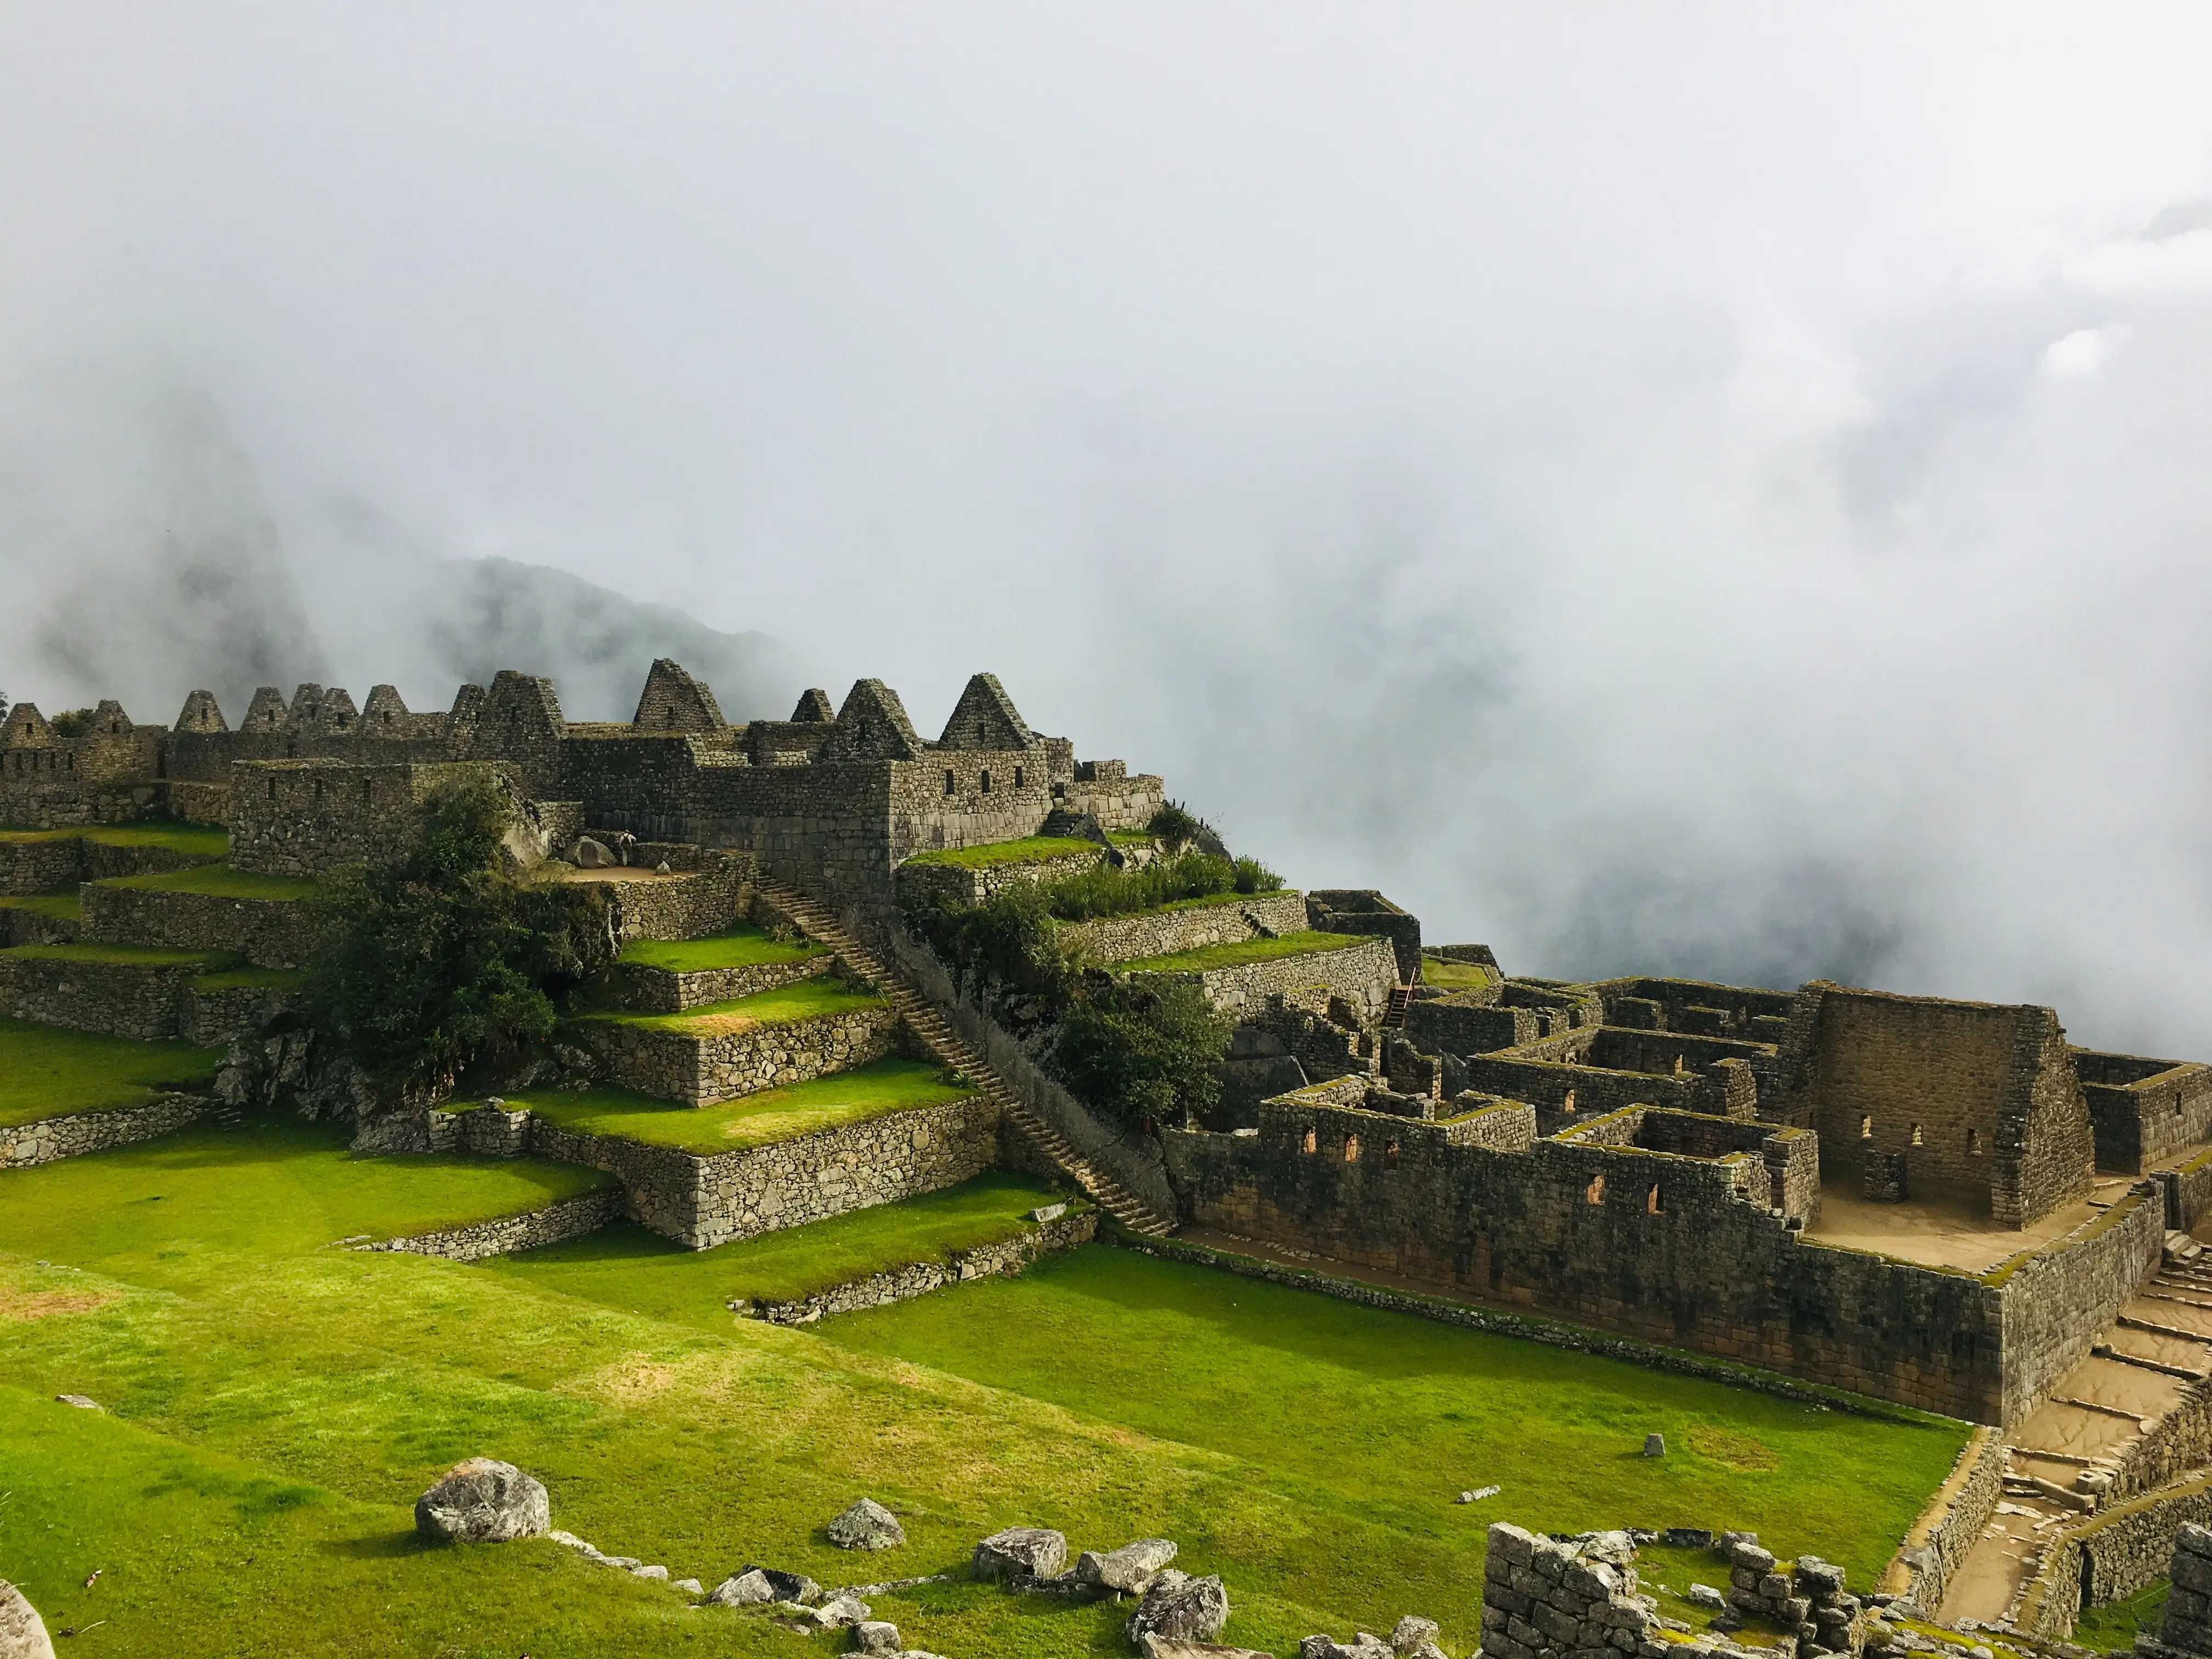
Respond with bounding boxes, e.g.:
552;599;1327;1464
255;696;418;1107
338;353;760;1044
1053;978;1232;1130
308;775;606;1096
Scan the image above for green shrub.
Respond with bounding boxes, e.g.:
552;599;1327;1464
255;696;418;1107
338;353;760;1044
911;881;1079;1005
1053;978;1231;1128
1232;856;1282;894
306;776;612;1094
1043;850;1242;920
1147;800;1207;850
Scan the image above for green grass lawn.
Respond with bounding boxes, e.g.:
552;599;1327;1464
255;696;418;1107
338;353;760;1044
2075;1581;2169;1651
0;1017;223;1126
580;976;884;1034
1118;930;1361;974
1107;831;1156;848
482;1172;1068;1329
616;922;829;973
97;861;320;901
823;1248;1968;1599
0;1117;1970;1658
0;887;83;921
511;1059;975;1152
191;964;308;994
1420;955;1499;991
1;940;239;970
901;836;1099;870
0;822;230;860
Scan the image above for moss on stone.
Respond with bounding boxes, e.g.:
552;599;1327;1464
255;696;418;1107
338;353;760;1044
0;822;229;860
1116;930;1362;975
579;975;884;1033
614;922;827;973
901;836;1099;870
511;1057;971;1150
98;862;319;901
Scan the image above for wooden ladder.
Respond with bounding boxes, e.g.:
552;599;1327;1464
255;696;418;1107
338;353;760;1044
752;878;1177;1238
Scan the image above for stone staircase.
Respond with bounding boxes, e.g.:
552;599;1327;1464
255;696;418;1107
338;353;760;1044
1382;984;1413;1029
752;877;1177;1237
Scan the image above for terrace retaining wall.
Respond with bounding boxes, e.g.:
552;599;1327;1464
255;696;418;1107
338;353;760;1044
572;1002;901;1104
1057;890;1310;966
0;1093;210;1168
892;848;1103;912
1883;1426;2007;1615
737;1205;1097;1323
80;884;324;969
610;953;828;1014
353;1187;624;1263
0;953;201;1040
0;836;200;895
1126;934;1398;1023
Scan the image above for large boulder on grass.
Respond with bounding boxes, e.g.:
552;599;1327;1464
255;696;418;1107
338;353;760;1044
413;1457;550;1543
706;1569;778;1606
1126;1571;1229;1645
827;1497;906;1550
974;1526;1067;1581
1075;1538;1178;1594
0;1582;55;1659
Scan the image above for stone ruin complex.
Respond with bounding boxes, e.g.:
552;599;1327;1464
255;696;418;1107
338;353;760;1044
12;654;2212;1649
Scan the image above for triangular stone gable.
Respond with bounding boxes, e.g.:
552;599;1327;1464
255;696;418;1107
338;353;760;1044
285;685;325;729
361;685;411;731
821;679;923;761
89;699;135;736
320;688;359;732
1;702;53;745
478;670;566;743
241;687;287;731
631;658;726;732
174;690;228;733
937;672;1039;752
791;688;836;724
443;683;487;747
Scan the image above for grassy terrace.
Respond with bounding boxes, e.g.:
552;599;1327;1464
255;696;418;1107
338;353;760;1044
615;922;828;974
2;939;236;970
0;887;82;921
191;964;308;994
2076;1582;2168;1651
0;822;229;860
577;975;883;1034
0;1016;223;1126
97;861;320;901
1118;928;1359;975
483;1171;1068;1329
901;834;1099;870
0;1112;1969;1657
509;1058;974;1150
1421;954;1499;991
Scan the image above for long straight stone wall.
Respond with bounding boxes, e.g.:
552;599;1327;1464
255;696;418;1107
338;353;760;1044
1058;890;1310;966
611;953;825;1013
1;1094;210;1168
355;1187;624;1263
80;886;324;969
0;836;200;894
2078;1051;2212;1174
738;1206;1097;1323
1163;1097;2162;1424
893;848;1103;912
0;955;204;1040
1126;934;1398;1023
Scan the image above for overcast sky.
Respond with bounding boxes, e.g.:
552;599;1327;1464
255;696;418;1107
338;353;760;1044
4;5;2212;1051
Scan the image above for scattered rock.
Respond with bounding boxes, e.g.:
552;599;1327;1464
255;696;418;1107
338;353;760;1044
810;1594;872;1629
571;837;614;868
1663;1528;1716;1549
1453;1484;1499;1503
744;1566;822;1604
1127;1571;1229;1645
633;1564;669;1582
828;1498;907;1551
53;1395;99;1412
413;1457;550;1544
974;1526;1068;1581
1644;1433;1666;1457
707;1570;777;1606
1690;1584;1727;1610
1391;1615;1440;1655
1029;1203;1068;1223
854;1621;903;1655
1075;1538;1179;1594
1298;1636;1391;1659
0;1580;56;1659
656;861;672;875
673;1578;702;1595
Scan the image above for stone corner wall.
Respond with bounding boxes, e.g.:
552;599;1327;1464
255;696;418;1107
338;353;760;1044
356;1186;623;1263
1;1093;211;1169
1883;1424;2006;1616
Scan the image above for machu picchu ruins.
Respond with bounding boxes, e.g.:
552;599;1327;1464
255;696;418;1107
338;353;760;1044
8;654;2212;1658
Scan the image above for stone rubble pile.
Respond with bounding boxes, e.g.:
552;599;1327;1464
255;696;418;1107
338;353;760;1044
1715;1533;1863;1657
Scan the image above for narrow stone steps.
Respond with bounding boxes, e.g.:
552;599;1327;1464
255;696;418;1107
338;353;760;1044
753;878;1177;1237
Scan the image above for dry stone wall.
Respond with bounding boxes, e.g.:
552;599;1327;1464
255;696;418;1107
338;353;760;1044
1127;935;1397;1023
229;760;524;877
601;860;751;943
2015;1470;2212;1643
738;1206;1096;1323
574;1002;901;1104
355;1188;623;1263
893;848;1103;912
611;954;826;1013
0;953;202;1039
2078;1051;2212;1174
1;1093;210;1168
1058;891;1310;966
81;885;324;969
1479;1523;1669;1659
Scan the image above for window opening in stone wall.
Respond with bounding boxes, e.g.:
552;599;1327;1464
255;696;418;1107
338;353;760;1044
1014;764;1024;787
361;778;373;803
1586;1173;1606;1205
1860;1115;1872;1140
267;777;277;801
1343;1135;1360;1162
1966;1128;1981;1155
1911;1123;1923;1147
1385;1141;1400;1168
980;770;992;793
1301;1128;1317;1154
1647;1184;1662;1214
313;777;324;802
944;770;956;796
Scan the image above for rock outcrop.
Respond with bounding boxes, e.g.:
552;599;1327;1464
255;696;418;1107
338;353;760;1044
412;1457;551;1544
